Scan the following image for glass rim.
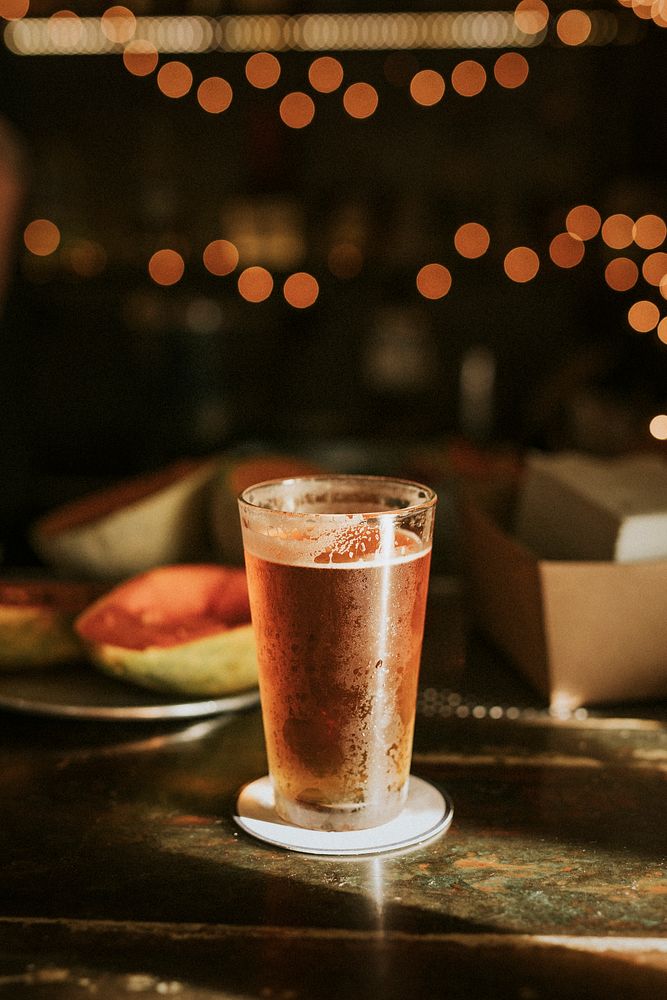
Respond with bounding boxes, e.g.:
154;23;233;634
237;473;437;518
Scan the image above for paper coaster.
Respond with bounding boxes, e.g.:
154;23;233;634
234;775;453;856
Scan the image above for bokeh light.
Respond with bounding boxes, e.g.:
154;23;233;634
566;204;601;241
410;70;446;107
549;232;585;268
48;11;83;49
123;40;158;77
308;56;344;94
649;414;667;440
514;0;549;35
556;10;592;45
643;252;667;286
279;92;315;129
328;243;363;280
601;213;634;249
0;0;29;20
627;299;660;332
148;249;185;286
657;318;667;345
157;61;193;99
493;52;529;89
416;263;452;299
24;219;60;256
605;257;639;291
450;61;487;98
100;6;136;44
283;272;319;309
197;77;233;114
238;266;273;303
203;239;239;276
343;82;379;119
454;222;490;259
504;246;539;282
633;214;666;250
245;52;281;89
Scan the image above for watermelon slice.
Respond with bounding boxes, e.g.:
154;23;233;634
0;580;105;669
31;458;219;581
75;564;258;697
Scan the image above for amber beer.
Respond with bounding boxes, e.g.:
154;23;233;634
239;476;436;832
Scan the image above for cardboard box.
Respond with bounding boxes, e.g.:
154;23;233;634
461;501;667;711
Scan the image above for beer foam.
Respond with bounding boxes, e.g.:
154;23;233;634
242;518;428;568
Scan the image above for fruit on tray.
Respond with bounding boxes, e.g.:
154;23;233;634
75;564;257;697
210;453;323;564
0;579;105;669
31;458;219;581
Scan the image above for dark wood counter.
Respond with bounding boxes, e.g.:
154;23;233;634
1;581;665;998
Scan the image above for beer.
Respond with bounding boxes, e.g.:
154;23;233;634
243;523;431;831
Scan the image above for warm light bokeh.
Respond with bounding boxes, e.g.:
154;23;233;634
649;414;667;440
454;222;490;259
601;213;634;249
514;0;549;35
343;83;379;119
245;52;281;89
24;219;60;256
493;52;529;89
67;239;107;277
410;70;446;107
100;6;136;44
148;249;185;286
203;239;239;276
504;246;539;282
627;299;660;332
657;318;667;345
416;263;452;299
605;257;639;291
0;0;29;20
283;272;319;309
238;266;273;303
157;61;193;99
633;214;667;250
48;11;83;49
123;40;158;77
643;252;667;286
308;56;344;94
197;77;233;114
566;204;601;241
556;9;592;46
549;232;585;268
279;92;315;128
450;60;487;98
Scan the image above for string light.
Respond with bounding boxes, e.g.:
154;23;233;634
566;204;601;241
605;257;639;291
343;82;379;118
493;51;529;88
238;266;273;303
283;272;319;308
549;232;585;268
157;60;193;98
556;10;593;45
504;246;539;282
148;250;184;286
279;91;315;128
642;252;667;286
649;415;667;440
450;60;487;97
416;264;452;299
627;300;660;332
245;51;281;88
409;69;446;106
24;219;60;256
123;39;158;76
633;215;666;250
203;240;238;276
308;55;343;93
454;223;490;259
197;76;233;114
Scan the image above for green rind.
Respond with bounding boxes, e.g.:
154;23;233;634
88;623;258;697
0;609;84;669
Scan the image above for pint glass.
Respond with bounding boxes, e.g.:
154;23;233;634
238;475;436;832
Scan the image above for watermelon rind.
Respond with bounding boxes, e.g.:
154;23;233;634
88;623;258;697
0;605;84;669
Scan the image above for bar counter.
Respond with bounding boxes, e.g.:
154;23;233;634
0;580;665;999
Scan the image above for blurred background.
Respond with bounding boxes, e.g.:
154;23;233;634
0;0;665;564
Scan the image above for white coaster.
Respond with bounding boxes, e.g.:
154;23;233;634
234;775;453;856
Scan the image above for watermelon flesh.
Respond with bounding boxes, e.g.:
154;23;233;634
75;565;258;697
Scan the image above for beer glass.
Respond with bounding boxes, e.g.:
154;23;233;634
238;475;436;832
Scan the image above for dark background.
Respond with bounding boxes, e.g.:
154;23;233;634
1;1;666;560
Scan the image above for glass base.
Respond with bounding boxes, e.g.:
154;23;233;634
233;775;453;856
